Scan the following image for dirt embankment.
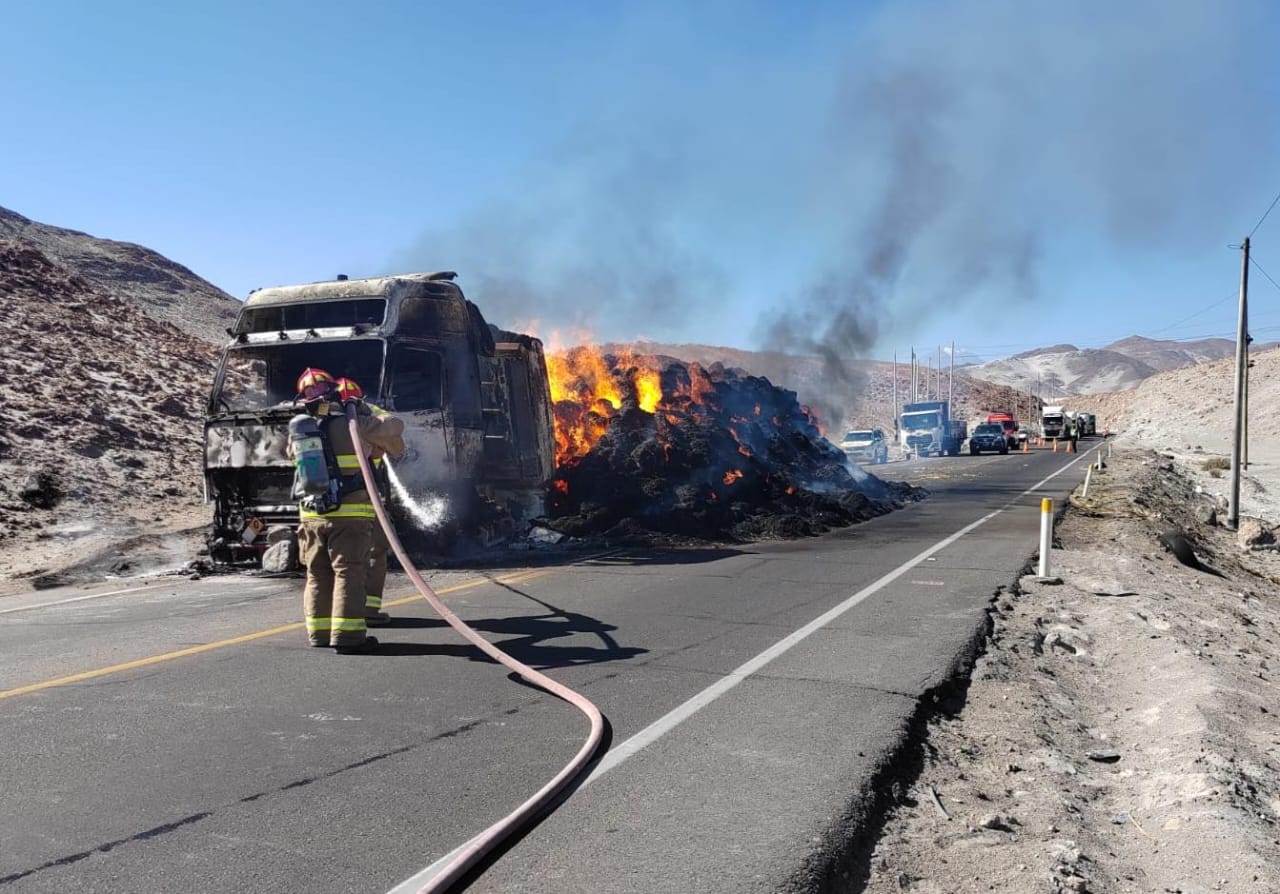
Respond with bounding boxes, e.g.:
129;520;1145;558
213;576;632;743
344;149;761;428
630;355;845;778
864;449;1280;893
0;242;218;593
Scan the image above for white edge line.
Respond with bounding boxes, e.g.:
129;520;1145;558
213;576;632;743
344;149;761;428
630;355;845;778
0;578;286;617
385;447;1098;894
0;584;156;615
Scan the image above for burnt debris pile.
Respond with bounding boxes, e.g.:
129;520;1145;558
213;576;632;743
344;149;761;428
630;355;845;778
540;350;918;542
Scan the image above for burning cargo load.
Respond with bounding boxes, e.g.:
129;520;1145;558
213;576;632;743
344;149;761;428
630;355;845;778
540;348;917;542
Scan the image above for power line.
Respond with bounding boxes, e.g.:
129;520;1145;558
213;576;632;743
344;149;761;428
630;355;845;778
1250;255;1280;296
1250;188;1280;238
1144;291;1238;336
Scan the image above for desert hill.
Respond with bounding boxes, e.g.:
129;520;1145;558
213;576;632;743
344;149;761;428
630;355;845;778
964;334;1263;397
0;205;240;345
0;241;218;587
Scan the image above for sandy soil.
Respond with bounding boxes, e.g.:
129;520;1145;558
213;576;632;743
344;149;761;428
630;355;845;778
863;448;1280;893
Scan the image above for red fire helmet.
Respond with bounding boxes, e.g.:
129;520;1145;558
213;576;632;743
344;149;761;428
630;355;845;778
335;377;364;403
295;367;337;404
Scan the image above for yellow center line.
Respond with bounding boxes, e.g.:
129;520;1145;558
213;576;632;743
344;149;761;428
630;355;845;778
0;568;550;701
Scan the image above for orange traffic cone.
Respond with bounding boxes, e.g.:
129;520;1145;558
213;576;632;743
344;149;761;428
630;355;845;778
1022;440;1030;453
1052;439;1058;453
1066;440;1075;454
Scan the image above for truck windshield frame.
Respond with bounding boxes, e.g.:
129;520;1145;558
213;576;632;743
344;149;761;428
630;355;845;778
235;299;387;334
211;338;386;412
902;413;940;431
843;430;875;442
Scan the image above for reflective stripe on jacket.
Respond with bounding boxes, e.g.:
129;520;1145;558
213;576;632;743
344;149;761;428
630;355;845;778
300;502;376;520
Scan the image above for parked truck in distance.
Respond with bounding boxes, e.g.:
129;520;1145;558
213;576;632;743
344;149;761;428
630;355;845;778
900;400;968;457
1079;412;1097;436
1041;405;1067;440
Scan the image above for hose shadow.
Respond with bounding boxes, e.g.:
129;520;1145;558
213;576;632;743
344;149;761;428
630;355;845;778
469;575;648;669
373;577;648;669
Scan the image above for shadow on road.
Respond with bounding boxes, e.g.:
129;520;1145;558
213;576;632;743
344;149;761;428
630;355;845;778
373;576;649;670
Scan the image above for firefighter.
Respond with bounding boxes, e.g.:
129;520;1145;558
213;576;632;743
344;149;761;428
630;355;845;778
335;377;392;627
290;368;404;654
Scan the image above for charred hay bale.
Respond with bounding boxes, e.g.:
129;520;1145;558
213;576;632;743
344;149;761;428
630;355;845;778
544;353;907;542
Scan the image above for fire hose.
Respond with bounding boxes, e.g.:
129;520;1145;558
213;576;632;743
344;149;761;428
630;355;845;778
346;406;607;893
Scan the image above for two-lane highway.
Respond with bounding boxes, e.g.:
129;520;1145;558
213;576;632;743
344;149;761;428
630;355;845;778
0;444;1100;893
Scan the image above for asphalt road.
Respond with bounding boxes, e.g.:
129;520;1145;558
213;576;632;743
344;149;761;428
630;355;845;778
0;442;1103;894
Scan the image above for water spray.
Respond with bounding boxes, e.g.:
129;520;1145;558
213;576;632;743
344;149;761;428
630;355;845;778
384;460;450;531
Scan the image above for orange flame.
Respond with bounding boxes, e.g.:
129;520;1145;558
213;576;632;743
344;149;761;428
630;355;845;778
546;344;728;469
723;469;744;485
635;368;661;414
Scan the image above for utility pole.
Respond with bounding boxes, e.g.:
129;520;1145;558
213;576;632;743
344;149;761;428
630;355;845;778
1229;237;1250;530
893;349;898;438
910;346;916;401
948;340;954;407
1243;352;1250;469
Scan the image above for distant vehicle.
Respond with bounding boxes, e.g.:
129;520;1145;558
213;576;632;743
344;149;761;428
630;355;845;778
1079;412;1097;436
969;422;1009;455
1041;405;1067;440
839;428;889;464
985;412;1019;449
900;400;967;458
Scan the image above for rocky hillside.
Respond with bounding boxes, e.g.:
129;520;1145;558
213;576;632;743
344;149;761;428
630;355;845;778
1073;345;1280;455
0;206;240;345
1104;334;1239;371
0;241;219;586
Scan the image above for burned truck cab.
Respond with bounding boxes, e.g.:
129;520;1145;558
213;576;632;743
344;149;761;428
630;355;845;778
203;272;555;565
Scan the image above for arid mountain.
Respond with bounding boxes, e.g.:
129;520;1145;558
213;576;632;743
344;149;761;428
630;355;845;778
0;206;240;345
965;345;1158;397
964;334;1275;397
0;241;218;588
1103;334;1239;372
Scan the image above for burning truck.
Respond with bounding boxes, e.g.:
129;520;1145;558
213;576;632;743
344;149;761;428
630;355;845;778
203;272;555;564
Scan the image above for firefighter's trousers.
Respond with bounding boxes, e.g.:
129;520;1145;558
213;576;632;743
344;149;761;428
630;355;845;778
298;516;373;647
366;521;389;616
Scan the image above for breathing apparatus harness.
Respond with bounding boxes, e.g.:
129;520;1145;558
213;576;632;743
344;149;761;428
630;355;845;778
288;402;365;515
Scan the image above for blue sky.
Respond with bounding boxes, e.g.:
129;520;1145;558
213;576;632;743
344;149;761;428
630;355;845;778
3;0;1280;364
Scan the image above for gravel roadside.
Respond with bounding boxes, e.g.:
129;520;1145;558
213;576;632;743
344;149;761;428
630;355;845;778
861;447;1280;893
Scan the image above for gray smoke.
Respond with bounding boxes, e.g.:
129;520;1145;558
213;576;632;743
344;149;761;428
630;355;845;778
394;0;1277;418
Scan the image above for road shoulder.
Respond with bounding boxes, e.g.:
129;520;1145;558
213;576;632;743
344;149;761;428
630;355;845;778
864;447;1280;893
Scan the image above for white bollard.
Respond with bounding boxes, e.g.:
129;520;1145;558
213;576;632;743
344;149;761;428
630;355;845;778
1038;497;1053;578
1082;466;1093;499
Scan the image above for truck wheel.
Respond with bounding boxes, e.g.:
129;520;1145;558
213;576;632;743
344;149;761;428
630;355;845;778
1000;446;1008;455
970;445;979;456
